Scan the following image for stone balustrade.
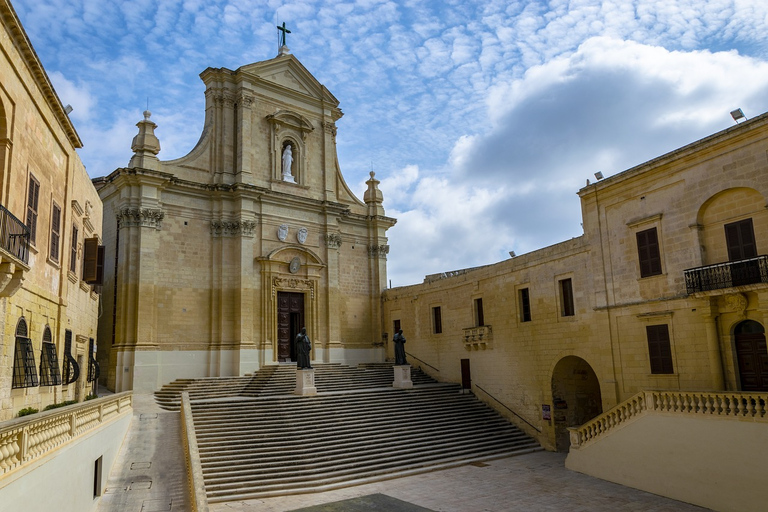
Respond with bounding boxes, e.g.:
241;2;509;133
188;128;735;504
569;390;768;449
0;392;132;476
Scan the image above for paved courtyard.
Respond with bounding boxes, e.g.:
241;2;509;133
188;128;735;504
212;451;708;512
99;393;709;512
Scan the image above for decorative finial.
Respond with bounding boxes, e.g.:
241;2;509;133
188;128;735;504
369;171;375;179
143;110;151;121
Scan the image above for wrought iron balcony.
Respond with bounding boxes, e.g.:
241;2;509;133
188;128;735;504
0;203;30;264
684;255;768;294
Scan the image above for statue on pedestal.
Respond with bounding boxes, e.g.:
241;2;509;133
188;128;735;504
393;329;407;365
282;144;294;182
296;327;312;369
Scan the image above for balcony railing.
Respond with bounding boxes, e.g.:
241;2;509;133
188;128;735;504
684;255;768;294
0;204;30;265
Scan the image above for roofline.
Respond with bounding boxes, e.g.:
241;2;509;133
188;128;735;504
0;0;82;148
578;110;768;196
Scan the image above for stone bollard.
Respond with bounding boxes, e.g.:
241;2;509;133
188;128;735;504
393;365;413;389
295;368;317;396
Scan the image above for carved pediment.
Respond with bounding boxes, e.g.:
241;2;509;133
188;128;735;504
238;55;340;107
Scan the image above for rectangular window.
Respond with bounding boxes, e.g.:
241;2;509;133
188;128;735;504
519;288;531;322
393;319;401;335
646;324;674;374
70;225;78;273
559;278;574;317
432;306;442;334
724;219;757;261
50;202;61;262
26;175;40;244
636;227;662;277
474;298;484;327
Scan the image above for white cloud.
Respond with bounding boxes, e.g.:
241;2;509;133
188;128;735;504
48;71;96;122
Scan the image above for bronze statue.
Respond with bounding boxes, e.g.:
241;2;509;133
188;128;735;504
296;327;312;369
393;329;407;365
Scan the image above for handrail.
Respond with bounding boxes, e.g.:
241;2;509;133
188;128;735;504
474;384;542;433
181;392;209;512
404;352;439;373
0;392;133;476
569;390;768;449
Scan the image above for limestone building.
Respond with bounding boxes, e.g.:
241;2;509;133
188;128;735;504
94;49;396;393
0;0;103;421
383;113;768;452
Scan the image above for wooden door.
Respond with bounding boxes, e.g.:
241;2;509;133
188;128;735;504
736;332;768;391
461;359;471;390
277;292;304;362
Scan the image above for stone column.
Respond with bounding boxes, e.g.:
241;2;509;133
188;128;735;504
701;298;725;390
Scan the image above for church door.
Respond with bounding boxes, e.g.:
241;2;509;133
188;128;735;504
735;320;768;391
277;292;304;362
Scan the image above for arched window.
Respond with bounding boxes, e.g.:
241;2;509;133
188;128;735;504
12;318;38;388
39;325;61;386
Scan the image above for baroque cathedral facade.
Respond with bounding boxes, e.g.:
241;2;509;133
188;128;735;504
94;50;395;392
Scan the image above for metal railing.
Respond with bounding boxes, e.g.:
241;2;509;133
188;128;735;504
684;255;768;294
404;351;440;373
474;384;542;433
0;204;30;265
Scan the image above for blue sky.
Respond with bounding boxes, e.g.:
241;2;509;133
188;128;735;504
13;0;768;285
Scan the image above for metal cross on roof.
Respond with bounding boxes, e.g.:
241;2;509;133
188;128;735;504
277;22;291;47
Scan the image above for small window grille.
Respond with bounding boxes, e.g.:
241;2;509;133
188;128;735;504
62;329;80;385
39;326;61;386
87;338;99;382
13;318;38;388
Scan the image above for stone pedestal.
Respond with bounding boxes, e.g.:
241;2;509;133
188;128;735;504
295;368;317;395
393;365;413;389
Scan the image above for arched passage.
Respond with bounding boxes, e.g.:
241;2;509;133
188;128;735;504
735;320;768;391
551;356;602;452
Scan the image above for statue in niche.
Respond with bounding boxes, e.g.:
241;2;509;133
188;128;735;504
282;143;295;183
393;329;408;365
295;327;312;369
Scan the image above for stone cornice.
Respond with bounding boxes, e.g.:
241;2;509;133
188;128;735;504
0;1;82;148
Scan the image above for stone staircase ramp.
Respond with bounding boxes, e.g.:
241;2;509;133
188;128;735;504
189;384;542;502
154;376;252;411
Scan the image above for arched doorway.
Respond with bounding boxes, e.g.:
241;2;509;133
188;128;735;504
551;356;602;452
735;320;768;391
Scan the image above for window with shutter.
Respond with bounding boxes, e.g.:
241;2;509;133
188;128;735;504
559;278;575;317
646;324;674;374
62;329;79;385
519;288;531;322
50;203;61;262
26;175;40;244
70;225;78;273
83;237;104;284
432;306;442;334
724;219;757;261
636;227;662;277
39;325;61;386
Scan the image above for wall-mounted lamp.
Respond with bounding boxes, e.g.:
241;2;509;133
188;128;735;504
594;171;604;180
509;251;516;258
730;108;746;123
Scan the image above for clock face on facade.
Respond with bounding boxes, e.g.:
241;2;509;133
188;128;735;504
289;256;301;274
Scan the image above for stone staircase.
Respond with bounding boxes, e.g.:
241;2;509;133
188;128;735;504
183;370;542;503
155;363;435;410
